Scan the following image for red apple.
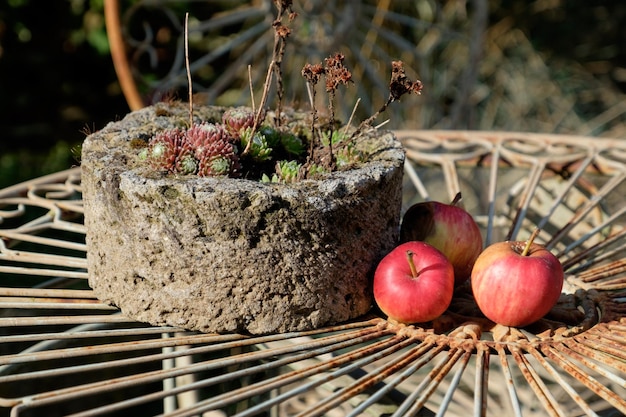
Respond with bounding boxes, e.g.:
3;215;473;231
373;241;455;324
400;192;483;285
471;233;564;327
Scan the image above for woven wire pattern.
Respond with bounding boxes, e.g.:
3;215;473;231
0;131;625;416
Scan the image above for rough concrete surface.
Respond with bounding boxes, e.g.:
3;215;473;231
81;103;405;334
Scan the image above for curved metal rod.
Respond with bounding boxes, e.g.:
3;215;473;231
104;0;144;110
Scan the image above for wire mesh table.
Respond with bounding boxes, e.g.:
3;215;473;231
1;130;625;417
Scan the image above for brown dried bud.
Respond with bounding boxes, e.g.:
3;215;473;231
323;53;352;93
273;21;291;38
301;63;324;85
389;60;423;101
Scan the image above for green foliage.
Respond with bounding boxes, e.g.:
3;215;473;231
8;0;29;7
208;156;231;176
280;132;305;156
240;129;273;162
258;126;282;148
320;129;347;146
307;164;328;178
275;160;301;183
258;127;305;156
85;26;110;55
320;129;365;168
261;160;302;184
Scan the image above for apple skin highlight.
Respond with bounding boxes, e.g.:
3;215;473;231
373;241;455;324
470;241;564;327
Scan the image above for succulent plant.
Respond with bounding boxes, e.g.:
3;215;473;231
222;107;256;139
261;160;302;183
334;142;364;168
240;129;273;162
175;139;199;175
140;122;242;177
138;3;422;182
258;126;282;148
307;163;328;178
146;128;185;172
186;123;231;159
318;129;363;168
279;131;305;156
276;160;301;183
196;135;240;177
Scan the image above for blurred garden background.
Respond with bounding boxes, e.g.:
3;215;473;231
1;0;626;189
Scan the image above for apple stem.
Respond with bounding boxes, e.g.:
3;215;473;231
521;228;540;256
406;250;419;278
450;192;462;207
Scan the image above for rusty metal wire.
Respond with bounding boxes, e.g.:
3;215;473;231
0;131;625;417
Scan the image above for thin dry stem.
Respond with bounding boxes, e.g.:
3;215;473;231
327;90;336;169
248;64;256;113
355;96;394;136
321;53;352;170
301;62;324;163
273;20;291;125
342;98;361;136
306;82;317;158
185;13;193;127
244;1;293;155
373;119;390;129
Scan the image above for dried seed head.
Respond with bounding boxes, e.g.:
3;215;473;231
324;53;352;93
389;60;423;101
274;21;291;38
301;63;324;85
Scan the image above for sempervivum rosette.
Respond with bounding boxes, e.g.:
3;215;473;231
222;107;255;139
186;123;231;157
174;139;199;175
146;128;185;172
185;123;240;177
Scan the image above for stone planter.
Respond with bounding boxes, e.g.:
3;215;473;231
81;103;405;334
